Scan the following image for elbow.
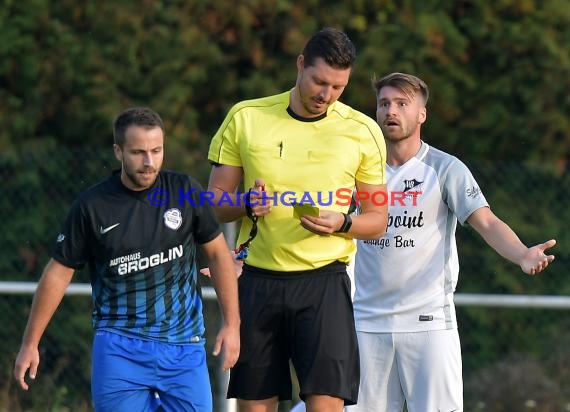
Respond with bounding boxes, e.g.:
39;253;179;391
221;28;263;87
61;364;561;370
374;226;388;239
361;227;386;240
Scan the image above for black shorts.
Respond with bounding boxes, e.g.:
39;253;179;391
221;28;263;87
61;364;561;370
227;261;359;405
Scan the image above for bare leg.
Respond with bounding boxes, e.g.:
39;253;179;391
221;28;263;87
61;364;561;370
305;394;344;412
238;397;279;412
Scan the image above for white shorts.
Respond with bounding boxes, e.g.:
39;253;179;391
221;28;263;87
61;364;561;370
347;329;463;412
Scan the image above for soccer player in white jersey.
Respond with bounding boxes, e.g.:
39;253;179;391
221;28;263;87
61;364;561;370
348;72;557;412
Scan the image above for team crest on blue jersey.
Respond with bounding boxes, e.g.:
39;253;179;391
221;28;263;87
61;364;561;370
164;208;182;230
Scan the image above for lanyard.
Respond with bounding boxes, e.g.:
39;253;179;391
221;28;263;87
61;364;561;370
234;189;260;260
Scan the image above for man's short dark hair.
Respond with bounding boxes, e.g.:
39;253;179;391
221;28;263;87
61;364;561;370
302;27;356;70
113;107;165;147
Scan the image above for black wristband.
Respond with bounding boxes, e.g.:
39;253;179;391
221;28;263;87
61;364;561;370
335;213;352;233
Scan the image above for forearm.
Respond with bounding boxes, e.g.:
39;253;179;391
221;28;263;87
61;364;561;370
209;189;246;223
348;210;388;240
469;207;556;275
207;165;246;223
209;260;241;328
350;181;388;239
201;235;241;328
20;260;73;347
474;216;528;265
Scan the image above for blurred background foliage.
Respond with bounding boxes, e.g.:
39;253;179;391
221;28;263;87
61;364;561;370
1;0;568;178
0;0;569;410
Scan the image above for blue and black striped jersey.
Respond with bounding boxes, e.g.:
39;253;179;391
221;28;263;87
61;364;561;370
53;170;221;343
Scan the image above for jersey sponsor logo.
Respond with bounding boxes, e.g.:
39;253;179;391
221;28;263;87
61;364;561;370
363;235;416;248
109;245;184;276
466;185;481;198
164;208;182;230
386;211;424;229
109;252;141;267
99;223;120;234
363;238;390;248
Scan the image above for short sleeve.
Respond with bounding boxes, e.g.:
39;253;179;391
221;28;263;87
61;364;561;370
208;105;243;167
442;159;489;225
52;197;92;269
355;122;387;186
187;177;222;244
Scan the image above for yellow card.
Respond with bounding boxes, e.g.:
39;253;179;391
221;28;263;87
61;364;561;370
293;203;320;218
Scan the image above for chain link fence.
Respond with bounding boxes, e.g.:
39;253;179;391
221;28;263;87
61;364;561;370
1;147;568;411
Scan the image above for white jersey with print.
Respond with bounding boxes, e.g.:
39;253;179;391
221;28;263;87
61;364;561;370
353;142;488;333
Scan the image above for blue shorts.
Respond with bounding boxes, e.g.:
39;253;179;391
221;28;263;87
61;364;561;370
91;330;212;412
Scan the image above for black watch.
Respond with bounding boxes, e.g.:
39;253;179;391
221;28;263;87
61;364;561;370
335;213;352;233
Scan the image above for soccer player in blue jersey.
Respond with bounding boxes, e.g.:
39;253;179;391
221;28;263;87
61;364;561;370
13;107;240;412
348;72;556;412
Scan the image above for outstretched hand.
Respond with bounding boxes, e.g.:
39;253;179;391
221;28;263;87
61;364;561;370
520;239;556;275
